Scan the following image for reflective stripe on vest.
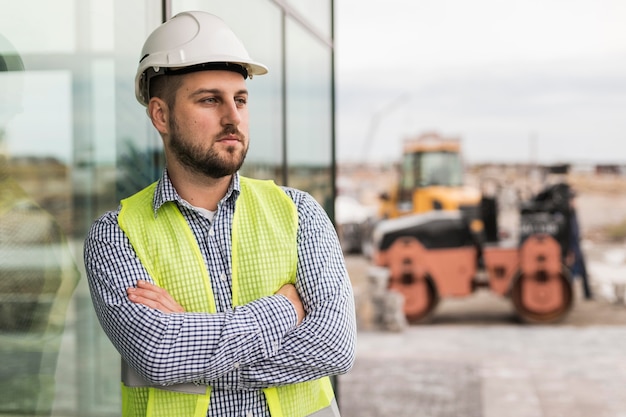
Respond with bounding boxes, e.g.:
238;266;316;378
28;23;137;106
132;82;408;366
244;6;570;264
117;177;336;417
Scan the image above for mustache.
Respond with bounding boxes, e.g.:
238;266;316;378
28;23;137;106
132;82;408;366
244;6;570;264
218;125;245;140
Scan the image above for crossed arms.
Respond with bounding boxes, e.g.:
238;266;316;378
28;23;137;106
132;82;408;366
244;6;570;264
84;192;356;389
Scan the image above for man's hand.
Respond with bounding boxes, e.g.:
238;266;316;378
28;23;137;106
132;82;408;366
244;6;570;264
276;284;305;325
127;280;185;313
127;281;304;323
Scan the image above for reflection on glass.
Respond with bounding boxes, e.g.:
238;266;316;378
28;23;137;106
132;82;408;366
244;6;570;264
0;175;79;415
0;33;79;416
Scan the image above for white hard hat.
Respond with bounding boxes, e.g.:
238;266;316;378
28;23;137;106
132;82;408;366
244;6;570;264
135;11;268;106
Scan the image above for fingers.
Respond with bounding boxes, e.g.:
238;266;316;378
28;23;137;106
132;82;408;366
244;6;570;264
127;280;186;313
276;284;305;325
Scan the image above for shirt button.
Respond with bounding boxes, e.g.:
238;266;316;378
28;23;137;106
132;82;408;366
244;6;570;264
246;412;253;417
208;228;215;236
233;362;240;369
220;273;227;282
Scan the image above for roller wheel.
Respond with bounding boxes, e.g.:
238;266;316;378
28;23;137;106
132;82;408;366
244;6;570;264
402;276;439;324
511;269;573;323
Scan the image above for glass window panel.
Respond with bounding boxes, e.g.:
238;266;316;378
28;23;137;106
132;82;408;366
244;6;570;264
286;19;333;211
5;71;72;162
286;0;332;39
0;0;76;54
91;1;115;52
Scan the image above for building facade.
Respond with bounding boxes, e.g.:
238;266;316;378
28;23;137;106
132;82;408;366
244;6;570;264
0;0;336;415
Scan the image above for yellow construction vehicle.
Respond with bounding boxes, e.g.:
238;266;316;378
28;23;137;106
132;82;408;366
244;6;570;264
378;132;484;235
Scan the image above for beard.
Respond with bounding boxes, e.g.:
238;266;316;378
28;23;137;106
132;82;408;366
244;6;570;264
168;117;248;179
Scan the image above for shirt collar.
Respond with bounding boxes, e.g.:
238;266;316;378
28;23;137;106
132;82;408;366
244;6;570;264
152;169;241;216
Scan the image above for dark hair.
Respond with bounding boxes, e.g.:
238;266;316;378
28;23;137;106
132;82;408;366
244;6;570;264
148;74;184;109
146;62;247;108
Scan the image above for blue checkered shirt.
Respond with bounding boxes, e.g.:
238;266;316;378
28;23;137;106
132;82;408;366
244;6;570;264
83;171;356;417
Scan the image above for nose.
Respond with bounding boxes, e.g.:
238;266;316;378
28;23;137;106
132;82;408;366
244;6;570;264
221;99;241;126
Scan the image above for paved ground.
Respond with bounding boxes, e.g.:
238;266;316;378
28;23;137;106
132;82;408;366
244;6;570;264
338;255;626;417
338;326;626;417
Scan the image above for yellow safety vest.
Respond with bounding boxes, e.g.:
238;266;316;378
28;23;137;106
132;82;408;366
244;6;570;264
117;176;336;417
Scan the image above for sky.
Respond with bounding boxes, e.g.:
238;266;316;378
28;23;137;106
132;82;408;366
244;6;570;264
334;0;626;165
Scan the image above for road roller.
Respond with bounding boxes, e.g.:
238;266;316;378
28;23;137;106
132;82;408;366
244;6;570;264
370;182;575;323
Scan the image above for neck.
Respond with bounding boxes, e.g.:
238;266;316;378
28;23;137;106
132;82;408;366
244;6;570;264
167;166;233;211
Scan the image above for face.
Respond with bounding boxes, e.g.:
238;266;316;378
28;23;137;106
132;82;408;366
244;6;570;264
159;70;250;179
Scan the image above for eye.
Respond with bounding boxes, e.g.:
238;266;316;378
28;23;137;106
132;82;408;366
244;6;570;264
235;96;248;107
201;97;218;104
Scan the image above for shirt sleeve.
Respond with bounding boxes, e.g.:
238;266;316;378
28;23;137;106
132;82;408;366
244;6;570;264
236;190;357;389
83;210;298;386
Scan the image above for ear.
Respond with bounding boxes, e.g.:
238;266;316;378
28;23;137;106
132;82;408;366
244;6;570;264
148;97;169;135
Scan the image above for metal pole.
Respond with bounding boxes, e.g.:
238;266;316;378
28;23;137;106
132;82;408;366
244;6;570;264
330;0;339;405
281;10;288;186
162;0;171;21
329;0;337;225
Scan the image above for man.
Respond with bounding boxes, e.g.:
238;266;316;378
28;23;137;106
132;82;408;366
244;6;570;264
84;11;356;417
567;189;593;300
